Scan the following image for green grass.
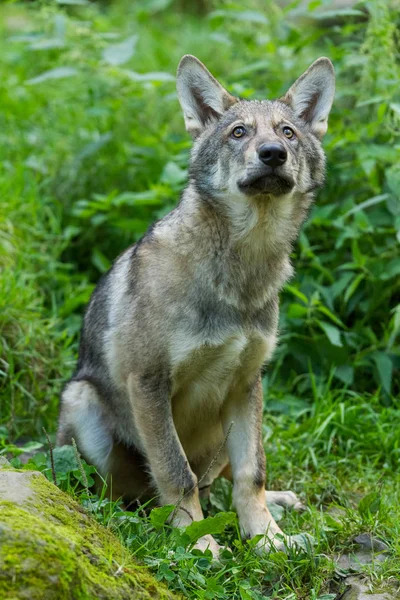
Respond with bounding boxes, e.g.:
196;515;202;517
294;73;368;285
0;0;399;597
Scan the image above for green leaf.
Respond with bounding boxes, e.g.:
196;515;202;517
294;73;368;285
103;35;138;66
390;102;400;118
285;285;308;305
268;502;284;523
161;162;187;186
358;491;381;518
56;0;89;4
124;70;175;82
372;352;393;395
20;441;44;452
287;303;308;318
311;8;365;18
184;512;236;543
334;365;354;385
343;194;389;218
26;66;78;85
209;477;232;513
344;274;365;304
323;514;344;531
113;191;161;207
378;258;400;281
150;505;175;529
91;248;111;274
52;445;79;474
209;10;268;24
317;305;346;328
30;39;65;51
319;321;343;347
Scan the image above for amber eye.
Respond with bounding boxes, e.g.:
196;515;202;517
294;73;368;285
283;126;295;139
232;125;246;138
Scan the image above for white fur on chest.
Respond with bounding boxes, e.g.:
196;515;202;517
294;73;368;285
171;330;248;400
170;328;276;436
169;328;276;462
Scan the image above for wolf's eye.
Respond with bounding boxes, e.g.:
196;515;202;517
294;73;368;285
232;126;246;138
283;126;295;139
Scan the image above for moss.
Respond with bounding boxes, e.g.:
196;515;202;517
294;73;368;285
0;471;179;600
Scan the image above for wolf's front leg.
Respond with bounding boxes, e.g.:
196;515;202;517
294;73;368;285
127;372;221;556
222;375;287;552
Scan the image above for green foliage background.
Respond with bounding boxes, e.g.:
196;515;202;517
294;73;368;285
1;0;398;439
1;1;400;598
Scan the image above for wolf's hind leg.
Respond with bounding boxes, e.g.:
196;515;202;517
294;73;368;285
57;380;114;474
58;380;151;501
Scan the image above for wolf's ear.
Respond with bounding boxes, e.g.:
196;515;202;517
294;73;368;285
177;55;238;139
282;58;335;139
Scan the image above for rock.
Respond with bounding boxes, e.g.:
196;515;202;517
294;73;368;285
340;575;398;600
0;456;11;469
0;466;179;600
353;533;389;553
336;533;389;572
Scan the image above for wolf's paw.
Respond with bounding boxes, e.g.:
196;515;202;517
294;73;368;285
193;534;222;558
265;490;305;512
255;531;315;554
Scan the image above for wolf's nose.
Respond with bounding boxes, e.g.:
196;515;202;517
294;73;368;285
258;143;287;167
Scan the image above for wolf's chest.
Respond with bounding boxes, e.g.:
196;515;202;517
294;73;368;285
170;329;275;410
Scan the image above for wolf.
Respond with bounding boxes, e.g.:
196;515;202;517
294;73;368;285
57;54;335;556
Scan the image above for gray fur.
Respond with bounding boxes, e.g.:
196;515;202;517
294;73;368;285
57;55;334;555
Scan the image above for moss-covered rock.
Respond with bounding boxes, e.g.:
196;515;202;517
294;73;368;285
0;460;179;600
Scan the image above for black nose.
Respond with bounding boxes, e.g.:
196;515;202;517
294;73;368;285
258;143;287;167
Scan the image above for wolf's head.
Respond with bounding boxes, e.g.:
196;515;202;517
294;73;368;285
176;55;334;222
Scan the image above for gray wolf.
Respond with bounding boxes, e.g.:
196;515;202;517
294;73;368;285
57;54;335;555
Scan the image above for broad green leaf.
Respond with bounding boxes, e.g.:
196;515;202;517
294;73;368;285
323;514;344;531
77;133;113;161
26;66;78;85
372;352;393;395
310;8;365;19
56;0;88;4
52;445;79;473
161;162;187;186
124;70;174;82
319;321;342;347
287;303;308;318
335;365;354;385
150;505;175;529
386;165;400;202
184;512;236;543
344;274;365;304
358;491;381;517
208;10;268;24
330;272;354;300
317;305;346;328
343;194;389;218
91;248;111;274
20;441;44;452
390;102;400;117
209;477;232;513
378;258;400;281
113;191;161;207
268;502;284;523
103;35;138;66
285;285;308;305
30;39;65;50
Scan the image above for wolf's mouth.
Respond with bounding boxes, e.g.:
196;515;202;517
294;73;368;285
238;171;294;196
